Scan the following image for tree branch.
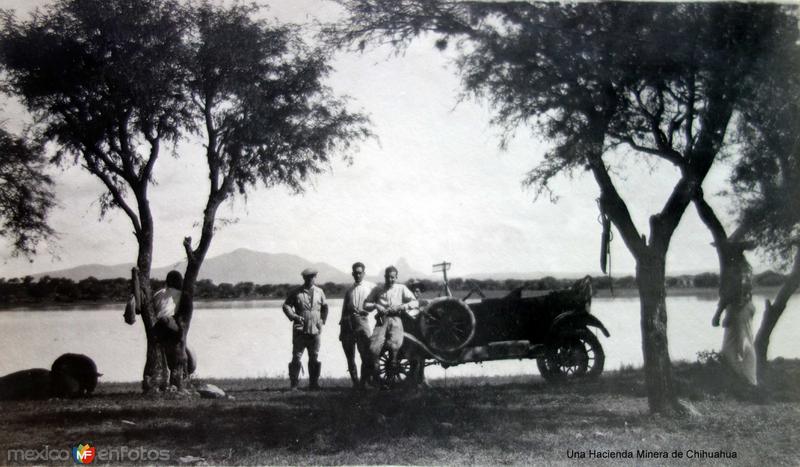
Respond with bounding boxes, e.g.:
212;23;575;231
655;77;736;249
635;87;685;164
83;158;142;236
692;190;728;246
614;134;684;167
684;72;696;152
85;142;130;184
588;153;646;260
141;137;160;183
183;236;196;266
116;113;136;178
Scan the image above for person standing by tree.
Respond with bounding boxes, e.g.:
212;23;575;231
365;266;417;388
712;265;758;386
151;270;184;389
282;268;329;390
339;262;375;388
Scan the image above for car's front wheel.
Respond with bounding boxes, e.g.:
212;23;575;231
537;329;604;382
376;348;412;389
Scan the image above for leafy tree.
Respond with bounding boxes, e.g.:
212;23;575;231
254;283;273;297
194;278;216;299
693;272;720;289
1;0;369;390
234;281;255;298
593;275;613;290
449;277;464;290
163;2;370;387
216;282;235;299
735;43;800;382
754;271;786;288
0;126;54;257
690;17;799;383
331;0;793;412
77;276;104;300
1;0;190;390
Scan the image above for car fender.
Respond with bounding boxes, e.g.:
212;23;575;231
402;333;459;365
550;311;611;338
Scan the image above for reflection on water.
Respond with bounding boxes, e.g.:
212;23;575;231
0;295;798;382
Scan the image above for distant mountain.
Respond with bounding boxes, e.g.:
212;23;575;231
155;248;352;284
36;249;710;284
395;257;429;279
363;257;430;283
31;248;352;284
31;263;135;282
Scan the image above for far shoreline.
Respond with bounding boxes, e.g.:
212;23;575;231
0;286;790;312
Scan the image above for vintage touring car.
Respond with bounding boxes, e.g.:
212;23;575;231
377;275;610;388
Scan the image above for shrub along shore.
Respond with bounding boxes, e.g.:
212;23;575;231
1;269;790;305
0;271;793;311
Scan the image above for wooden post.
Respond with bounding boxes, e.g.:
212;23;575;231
433;261;452;297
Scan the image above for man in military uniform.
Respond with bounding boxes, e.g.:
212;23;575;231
282;268;328;390
339;262;375;388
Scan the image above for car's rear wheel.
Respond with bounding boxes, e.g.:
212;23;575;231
538;329;604;382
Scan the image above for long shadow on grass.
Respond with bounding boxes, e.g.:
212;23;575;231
8;387;643;456
9;360;797;458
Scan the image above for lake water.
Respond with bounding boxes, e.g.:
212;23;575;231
1;295;798;382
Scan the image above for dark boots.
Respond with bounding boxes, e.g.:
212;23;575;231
347;362;359;388
288;361;301;390
288;360;321;390
359;362;371;389
308;361;321;390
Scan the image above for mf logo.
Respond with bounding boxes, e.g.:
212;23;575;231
72;443;96;464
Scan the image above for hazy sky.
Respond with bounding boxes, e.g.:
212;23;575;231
0;0;763;280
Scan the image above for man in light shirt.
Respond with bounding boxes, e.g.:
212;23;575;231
365;265;418;388
282;268;329;390
151;270;183;389
152;270;183;342
339;262;376;388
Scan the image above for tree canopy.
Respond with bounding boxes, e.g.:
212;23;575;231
0;0;190;237
729;28;800;269
331;1;793;252
188;2;370;200
0;126;54;257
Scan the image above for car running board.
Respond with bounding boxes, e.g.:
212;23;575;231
404;333;546;365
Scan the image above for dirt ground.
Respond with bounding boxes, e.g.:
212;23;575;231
1;360;799;465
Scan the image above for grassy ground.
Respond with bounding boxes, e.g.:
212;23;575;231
1;359;799;465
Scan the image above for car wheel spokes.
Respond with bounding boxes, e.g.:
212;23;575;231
554;338;589;375
377;349;410;388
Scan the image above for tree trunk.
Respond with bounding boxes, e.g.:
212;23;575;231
754;248;800;383
133;191;164;393
169;195;224;388
636;249;679;413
